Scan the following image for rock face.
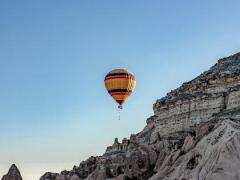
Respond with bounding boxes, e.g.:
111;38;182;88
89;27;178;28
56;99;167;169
40;52;240;180
152;52;240;136
1;164;22;180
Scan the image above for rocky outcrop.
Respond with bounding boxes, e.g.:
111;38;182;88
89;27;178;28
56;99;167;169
104;138;130;156
39;52;240;180
149;117;240;180
1;164;22;180
152;52;240;136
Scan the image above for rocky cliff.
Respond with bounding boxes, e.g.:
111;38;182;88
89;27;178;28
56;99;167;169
6;52;240;180
1;164;22;180
38;52;240;180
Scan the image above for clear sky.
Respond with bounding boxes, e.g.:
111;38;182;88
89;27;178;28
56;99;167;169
0;0;240;179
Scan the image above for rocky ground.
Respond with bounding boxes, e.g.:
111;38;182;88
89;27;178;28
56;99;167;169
2;52;240;180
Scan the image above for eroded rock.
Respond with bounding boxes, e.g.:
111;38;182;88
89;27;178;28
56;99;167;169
1;164;22;180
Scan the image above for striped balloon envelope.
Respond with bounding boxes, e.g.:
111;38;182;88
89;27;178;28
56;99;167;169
104;69;136;109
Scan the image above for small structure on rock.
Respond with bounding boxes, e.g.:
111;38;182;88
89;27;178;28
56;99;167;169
105;138;130;155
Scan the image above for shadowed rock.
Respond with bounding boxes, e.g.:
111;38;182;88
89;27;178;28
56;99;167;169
1;164;22;180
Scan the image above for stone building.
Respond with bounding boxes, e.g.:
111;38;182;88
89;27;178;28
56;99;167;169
105;138;130;155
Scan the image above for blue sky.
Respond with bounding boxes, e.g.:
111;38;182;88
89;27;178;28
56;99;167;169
0;0;240;179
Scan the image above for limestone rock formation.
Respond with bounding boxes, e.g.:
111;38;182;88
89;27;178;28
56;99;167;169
39;52;240;180
1;164;22;180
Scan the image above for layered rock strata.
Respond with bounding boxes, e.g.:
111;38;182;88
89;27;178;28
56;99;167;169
152;52;240;136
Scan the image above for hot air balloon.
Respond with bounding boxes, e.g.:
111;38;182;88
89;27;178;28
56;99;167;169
104;69;136;110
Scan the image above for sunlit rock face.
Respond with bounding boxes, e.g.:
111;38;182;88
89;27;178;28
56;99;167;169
152;52;240;136
1;164;22;180
38;52;240;180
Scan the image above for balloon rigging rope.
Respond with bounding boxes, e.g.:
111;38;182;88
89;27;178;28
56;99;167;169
118;108;121;121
